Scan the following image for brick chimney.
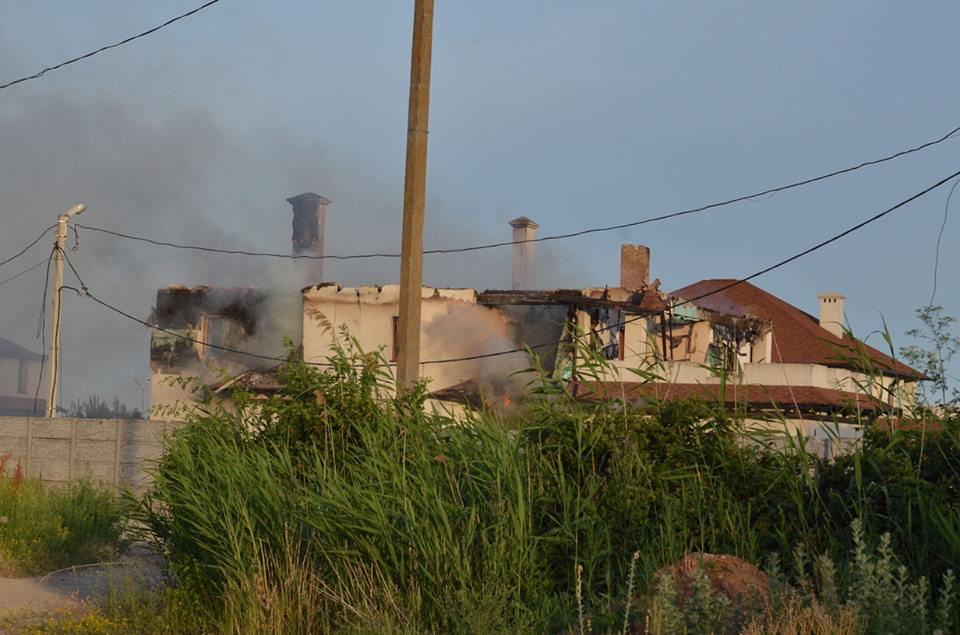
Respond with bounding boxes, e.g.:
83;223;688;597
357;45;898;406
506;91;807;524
620;244;650;289
817;292;846;338
287;192;331;283
509;216;538;290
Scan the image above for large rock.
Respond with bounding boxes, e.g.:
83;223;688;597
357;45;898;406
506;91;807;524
651;553;770;633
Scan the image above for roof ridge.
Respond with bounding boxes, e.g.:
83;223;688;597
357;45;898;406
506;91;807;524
0;336;43;361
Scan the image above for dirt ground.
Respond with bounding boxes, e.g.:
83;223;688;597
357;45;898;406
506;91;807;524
0;567;114;613
0;550;166;630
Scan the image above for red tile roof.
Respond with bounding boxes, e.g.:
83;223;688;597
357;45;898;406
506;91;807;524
581;381;886;415
670;280;924;380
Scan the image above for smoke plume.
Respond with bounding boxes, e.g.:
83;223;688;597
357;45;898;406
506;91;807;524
0;90;580;408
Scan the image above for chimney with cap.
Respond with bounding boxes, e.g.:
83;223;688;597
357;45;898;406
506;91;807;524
287;192;331;284
620;244;650;289
817;292;846;338
509;216;538;289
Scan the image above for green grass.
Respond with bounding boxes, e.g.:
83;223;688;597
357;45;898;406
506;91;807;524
0;475;127;576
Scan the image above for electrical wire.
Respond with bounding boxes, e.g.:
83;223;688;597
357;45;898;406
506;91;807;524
0;1;221;92
0;259;48;288
64;167;960;368
33;246;56;414
0;225;55;269
58;249;332;367
73;121;960;261
928;177;959;307
416;166;960;365
49;283;66;416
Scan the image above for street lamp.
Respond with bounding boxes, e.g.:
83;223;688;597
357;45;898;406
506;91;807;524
46;203;87;418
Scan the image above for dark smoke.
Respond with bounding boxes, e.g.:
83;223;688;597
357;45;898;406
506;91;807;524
0;90;582;408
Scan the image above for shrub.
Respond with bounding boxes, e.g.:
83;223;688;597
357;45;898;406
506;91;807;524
0;473;127;576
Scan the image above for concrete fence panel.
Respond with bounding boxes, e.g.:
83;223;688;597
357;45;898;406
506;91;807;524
0;416;184;492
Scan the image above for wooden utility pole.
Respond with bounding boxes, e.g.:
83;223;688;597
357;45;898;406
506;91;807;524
396;0;435;390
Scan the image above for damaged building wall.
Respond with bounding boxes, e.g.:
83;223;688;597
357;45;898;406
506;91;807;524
629;304;767;369
497;304;568;371
149;285;300;418
302;284;525;393
475;286;669;384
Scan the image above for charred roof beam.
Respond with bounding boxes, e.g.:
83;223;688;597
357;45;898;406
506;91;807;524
478;288;667;315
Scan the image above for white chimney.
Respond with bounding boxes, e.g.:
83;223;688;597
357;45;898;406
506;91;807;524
509;216;538;290
817;292;846;338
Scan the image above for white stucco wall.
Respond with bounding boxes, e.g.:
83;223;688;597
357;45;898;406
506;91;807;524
601;359;915;408
744;417;863;460
302;284;523;393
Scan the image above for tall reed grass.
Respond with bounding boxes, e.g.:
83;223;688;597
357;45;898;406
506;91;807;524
131;337;960;633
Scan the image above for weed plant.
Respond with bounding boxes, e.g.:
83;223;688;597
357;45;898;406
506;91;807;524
0;461;126;576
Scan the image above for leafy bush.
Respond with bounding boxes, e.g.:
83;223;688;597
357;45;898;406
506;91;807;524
816;417;960;582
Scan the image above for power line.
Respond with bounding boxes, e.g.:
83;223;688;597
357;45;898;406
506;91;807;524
0;0;221;92
73;120;960;261
33;247;56;415
424;166;960;365
929;177;959;307
58;249;329;367
84;289;326;366
0;225;55;269
0;259;48;288
65;167;960;368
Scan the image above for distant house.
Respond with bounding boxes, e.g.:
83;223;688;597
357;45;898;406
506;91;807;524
0;337;45;416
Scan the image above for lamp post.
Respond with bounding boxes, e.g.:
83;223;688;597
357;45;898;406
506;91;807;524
46;203;86;418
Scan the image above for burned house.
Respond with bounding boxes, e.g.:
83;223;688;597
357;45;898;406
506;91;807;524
148;192;323;415
150;285;269;371
149;285;288;415
660;280;925;412
148;202;924;461
429;244;771;412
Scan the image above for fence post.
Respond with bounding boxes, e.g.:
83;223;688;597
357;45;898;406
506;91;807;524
113;419;123;490
25;417;34;477
68;418;77;480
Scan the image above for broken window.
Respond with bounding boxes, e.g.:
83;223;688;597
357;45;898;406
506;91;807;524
589;308;623;361
706;325;752;371
198;315;248;358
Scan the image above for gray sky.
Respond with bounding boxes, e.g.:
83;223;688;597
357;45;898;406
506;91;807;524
1;1;957;407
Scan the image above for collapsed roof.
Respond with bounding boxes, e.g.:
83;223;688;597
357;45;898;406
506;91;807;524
671;279;924;380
